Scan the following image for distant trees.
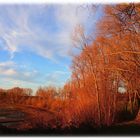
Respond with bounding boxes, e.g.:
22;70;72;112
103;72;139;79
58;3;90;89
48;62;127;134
0;87;33;104
0;88;7;100
36;86;57;98
36;86;63;110
24;88;33;96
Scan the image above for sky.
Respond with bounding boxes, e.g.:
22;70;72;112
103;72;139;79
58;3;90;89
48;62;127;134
0;4;103;93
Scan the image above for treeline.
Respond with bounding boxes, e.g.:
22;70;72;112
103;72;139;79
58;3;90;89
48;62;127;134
0;87;32;97
0;3;140;129
0;87;32;103
65;3;140;126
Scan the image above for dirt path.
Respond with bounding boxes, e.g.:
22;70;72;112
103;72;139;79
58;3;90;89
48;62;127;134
0;104;54;130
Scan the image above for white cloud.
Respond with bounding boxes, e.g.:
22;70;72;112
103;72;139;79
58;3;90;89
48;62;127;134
0;61;17;76
56;5;88;28
0;61;40;84
54;5;92;55
0;61;15;67
0;5;100;89
2;69;17;76
0;5;94;61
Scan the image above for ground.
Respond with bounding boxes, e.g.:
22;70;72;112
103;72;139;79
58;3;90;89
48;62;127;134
0;103;140;136
0;103;54;132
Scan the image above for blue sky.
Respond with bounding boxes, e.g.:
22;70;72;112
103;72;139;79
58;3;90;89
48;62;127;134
0;4;103;93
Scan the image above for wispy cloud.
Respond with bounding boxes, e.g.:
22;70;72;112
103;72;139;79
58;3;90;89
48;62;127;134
45;70;70;86
0;5;102;90
0;61;17;76
0;5;96;60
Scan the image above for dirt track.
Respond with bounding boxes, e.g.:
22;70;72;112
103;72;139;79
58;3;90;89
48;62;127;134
0;104;54;130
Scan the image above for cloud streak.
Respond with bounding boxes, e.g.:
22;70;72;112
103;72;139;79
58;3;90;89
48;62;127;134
0;5;95;60
0;4;102;90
